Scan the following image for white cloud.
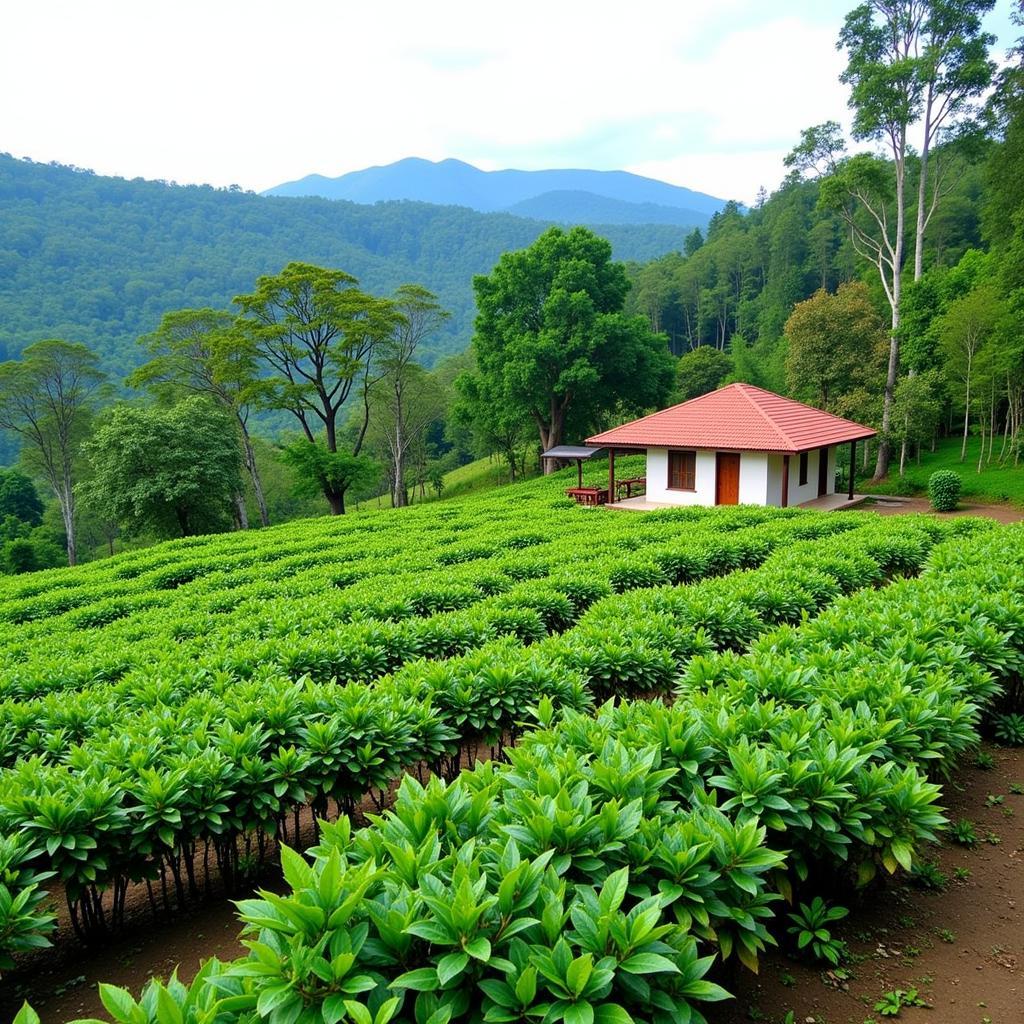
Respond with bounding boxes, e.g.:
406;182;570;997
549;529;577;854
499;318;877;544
0;0;991;203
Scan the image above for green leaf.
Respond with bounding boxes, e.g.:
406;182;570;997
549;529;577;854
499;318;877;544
437;950;469;986
390;967;440;992
593;1006;634;1024
321;994;349;1024
279;845;314;891
338;1002;370;1024
13;1006;41;1024
619;952;680;975
98;985;138;1023
154;985;184;1024
464;935;492;961
257;984;297;1017
564;1002;595;1024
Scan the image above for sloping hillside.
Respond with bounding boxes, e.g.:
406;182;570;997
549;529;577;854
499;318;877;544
0;155;687;373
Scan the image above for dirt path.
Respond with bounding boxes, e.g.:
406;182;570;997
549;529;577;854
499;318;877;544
861;495;1024;524
715;743;1024;1024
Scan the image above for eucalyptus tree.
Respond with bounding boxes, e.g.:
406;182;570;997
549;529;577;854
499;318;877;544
234;262;403;514
130;308;269;528
0;340;105;565
787;0;995;479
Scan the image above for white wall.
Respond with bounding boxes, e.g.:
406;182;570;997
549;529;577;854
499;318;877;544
643;446;842;507
645;447;717;506
766;453;785;507
785;446;838;506
644;448;771;506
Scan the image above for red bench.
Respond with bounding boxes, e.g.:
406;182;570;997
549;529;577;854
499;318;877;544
565;486;609;506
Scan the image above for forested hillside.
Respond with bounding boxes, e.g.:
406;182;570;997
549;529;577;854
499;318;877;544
624;157;987;366
0;155;687;374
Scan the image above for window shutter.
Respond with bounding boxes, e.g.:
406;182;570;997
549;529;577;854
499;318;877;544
668;451;696;490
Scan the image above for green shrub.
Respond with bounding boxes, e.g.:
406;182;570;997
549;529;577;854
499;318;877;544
928;470;962;512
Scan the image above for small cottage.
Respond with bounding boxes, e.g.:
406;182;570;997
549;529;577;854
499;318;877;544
575;383;875;509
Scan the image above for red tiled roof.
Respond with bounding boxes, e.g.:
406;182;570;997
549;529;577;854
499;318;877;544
587;382;876;454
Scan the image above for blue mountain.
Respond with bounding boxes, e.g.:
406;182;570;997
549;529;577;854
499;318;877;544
265;158;729;227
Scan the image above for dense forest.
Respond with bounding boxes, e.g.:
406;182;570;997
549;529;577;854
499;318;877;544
0;155;688;374
623;160;986;366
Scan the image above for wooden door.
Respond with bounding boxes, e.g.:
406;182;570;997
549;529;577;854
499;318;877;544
715;452;741;505
817;446;829;497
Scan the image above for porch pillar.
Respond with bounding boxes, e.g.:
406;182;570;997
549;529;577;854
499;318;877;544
848;441;856;499
577;459;583;489
608;449;615;504
781;454;790;508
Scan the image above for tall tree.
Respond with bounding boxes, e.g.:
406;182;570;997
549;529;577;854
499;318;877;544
234;262;402;514
129;308;269;528
788;2;995;479
784;282;888;410
81;397;243;539
373;286;450;507
469;227;674;468
675;346;733;401
0;469;44;526
0;340;105;565
451;370;531;483
937;280;1001;460
912;1;995;280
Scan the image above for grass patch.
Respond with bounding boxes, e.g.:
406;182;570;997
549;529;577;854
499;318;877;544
860;437;1024;507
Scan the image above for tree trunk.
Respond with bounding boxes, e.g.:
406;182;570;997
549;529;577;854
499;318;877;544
539;400;568;475
234;493;249;530
238;419;269;527
873;127;907;482
873;315;900;480
326;488;345;515
392;450;407;507
914;84;935;282
61;495;77;566
961;365;972;462
59;467;77;566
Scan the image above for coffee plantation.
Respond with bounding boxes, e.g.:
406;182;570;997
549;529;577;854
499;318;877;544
2;466;1022;1024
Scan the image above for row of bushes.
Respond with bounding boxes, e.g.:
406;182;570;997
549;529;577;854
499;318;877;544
0;516;957;961
0;501;802;698
24;521;1022;1024
0;514;861;750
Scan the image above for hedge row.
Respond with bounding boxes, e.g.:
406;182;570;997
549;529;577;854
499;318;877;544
0;515;962;962
29;522;1023;1024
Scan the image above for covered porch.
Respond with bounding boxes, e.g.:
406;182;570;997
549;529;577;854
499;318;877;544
541;445;647;507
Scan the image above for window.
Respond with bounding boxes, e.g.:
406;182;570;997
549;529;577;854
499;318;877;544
798;451;809;486
668;450;696;490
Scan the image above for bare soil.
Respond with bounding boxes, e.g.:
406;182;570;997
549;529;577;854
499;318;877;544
861;495;1024;525
715;743;1024;1024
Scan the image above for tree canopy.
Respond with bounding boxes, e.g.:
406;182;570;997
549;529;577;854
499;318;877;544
82;398;243;539
467;227;674;463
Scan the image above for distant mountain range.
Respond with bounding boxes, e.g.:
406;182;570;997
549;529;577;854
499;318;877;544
265;157;729;229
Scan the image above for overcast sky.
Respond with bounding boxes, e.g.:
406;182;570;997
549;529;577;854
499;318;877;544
1;1;1016;204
